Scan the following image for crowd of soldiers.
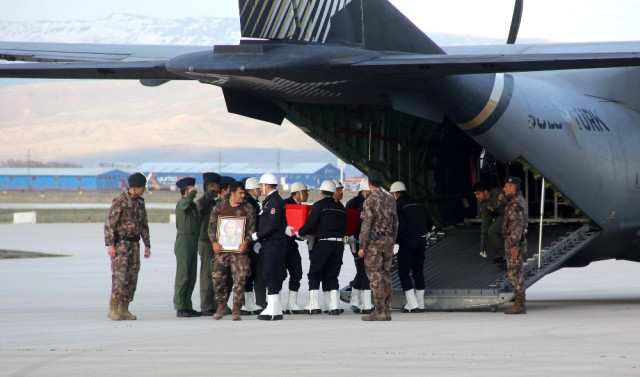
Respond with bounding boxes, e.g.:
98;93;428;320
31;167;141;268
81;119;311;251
104;170;529;322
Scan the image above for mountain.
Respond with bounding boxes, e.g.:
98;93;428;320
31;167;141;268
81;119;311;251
0;15;544;177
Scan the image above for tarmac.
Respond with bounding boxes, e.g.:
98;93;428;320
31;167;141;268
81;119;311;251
1;222;640;376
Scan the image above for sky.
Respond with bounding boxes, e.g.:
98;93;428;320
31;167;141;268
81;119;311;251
2;0;640;42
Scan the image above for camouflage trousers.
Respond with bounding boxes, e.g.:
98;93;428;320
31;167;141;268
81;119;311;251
363;238;394;312
212;252;250;305
506;241;526;297
110;241;141;302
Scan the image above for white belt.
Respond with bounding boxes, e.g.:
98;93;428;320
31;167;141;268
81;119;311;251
318;237;342;242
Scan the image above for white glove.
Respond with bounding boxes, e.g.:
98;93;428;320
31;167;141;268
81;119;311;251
285;226;294;237
347;235;357;244
253;242;261;254
251;232;258;241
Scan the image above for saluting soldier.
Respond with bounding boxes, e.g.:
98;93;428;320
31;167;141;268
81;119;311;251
297;180;346;315
473;182;508;264
208;181;256;321
502;176;529;314
251;173;288;321
104;172;151;321
173;177;201;318
196;172;221;316
358;170;398;321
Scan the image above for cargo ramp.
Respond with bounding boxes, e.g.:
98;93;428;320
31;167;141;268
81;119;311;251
341;224;599;311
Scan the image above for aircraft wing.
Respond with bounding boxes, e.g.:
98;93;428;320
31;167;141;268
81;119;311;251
0;41;209;81
336;51;640;76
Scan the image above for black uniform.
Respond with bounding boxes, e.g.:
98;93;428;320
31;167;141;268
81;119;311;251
255;190;287;295
345;192;370;291
298;196;346;291
244;193;267;307
283;196;303;292
396;194;433;291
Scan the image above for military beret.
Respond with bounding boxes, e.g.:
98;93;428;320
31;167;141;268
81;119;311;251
176;177;196;190
220;176;235;188
504;176;522;186
368;169;384;184
128;172;147;188
203;172;221;185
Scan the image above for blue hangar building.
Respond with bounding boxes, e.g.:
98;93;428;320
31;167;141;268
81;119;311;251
0;168;129;191
135;162;340;190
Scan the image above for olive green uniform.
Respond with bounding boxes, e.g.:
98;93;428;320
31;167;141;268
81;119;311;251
479;187;507;259
173;190;200;311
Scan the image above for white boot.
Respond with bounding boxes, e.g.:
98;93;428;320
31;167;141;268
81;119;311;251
362;290;373;314
350;288;362;313
285;291;304;314
304;290;322;314
328;289;340;315
241;291;263;315
257;294;283;321
415;289;425;312
322;291;331;313
402;289;420;313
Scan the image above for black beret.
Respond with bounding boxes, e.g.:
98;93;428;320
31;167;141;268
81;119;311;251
176;177;196;190
368;169;384;184
504;176;522;186
220;176;235;188
203;172;221;185
128;172;147;187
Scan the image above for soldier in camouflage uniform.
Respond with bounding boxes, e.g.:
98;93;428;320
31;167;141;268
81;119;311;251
358;170;398;321
208;181;257;321
196;172;221;316
501;176;529;314
174;177;201;318
473;181;508;263
104;172;151;321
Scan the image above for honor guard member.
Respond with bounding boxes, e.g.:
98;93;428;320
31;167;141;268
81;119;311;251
358;170;398;321
104;172;151;321
196;172;221;316
208;181;257;321
332;180;344;202
241;177;266;314
345;177;372;314
251;173;288;321
173;177;202;317
502;176;529;314
473;182;508;264
390;181;433;313
282;182;308;314
297;180;347;315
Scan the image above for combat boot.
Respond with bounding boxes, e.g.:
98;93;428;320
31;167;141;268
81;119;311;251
118;300;137;320
108;298;122;321
232;301;242;321
361;308;389;321
213;300;228;320
504;293;526;314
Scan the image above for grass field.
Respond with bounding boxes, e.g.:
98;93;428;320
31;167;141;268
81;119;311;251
0;188;356;223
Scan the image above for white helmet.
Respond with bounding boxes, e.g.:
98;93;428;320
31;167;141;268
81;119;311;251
245;177;260;190
359;177;369;191
290;182;308;193
319;179;336;193
332;180;344;189
259;173;278;185
390;181;407;193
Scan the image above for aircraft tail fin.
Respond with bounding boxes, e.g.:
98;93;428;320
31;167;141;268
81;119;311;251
238;0;444;54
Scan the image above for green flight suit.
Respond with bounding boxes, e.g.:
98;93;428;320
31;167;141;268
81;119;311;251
173;190;200;311
480;187;507;259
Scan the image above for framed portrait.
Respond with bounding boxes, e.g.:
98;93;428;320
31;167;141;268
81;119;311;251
216;216;246;253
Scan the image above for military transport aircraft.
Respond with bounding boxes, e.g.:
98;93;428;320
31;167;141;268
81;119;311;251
2;0;639;310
